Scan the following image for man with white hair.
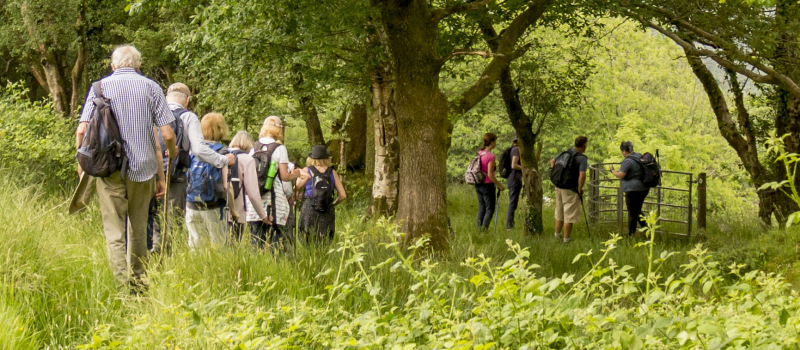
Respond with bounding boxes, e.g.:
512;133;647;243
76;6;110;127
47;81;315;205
76;45;178;293
148;83;235;253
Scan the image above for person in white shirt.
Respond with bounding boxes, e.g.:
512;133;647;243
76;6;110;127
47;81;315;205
245;116;301;250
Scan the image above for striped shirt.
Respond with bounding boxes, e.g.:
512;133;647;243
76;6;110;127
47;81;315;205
79;68;175;182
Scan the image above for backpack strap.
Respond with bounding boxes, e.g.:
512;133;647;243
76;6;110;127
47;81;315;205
93;81;104;99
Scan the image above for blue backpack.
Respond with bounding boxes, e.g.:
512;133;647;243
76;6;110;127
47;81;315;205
186;142;228;205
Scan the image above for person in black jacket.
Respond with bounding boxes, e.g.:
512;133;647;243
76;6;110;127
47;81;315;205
609;141;650;236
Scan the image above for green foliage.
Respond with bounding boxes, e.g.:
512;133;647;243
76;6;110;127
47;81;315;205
0;170;797;348
0;83;74;193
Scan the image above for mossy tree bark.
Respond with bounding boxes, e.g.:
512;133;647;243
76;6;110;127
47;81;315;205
373;0;550;249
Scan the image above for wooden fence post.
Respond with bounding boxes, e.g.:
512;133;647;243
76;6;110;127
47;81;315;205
697;172;707;232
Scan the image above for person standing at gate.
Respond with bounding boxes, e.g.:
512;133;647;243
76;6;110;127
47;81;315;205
609;141;650;236
549;136;588;243
505;135;523;229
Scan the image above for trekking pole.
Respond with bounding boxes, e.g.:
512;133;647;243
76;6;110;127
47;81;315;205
580;193;591;236
160;158;171;256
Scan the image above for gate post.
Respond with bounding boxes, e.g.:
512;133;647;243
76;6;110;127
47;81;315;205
698;173;707;231
617;184;624;234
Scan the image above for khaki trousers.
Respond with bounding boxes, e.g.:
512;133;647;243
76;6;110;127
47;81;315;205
96;172;156;287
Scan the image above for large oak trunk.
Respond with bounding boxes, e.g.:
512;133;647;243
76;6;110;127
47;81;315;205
379;0;451;249
369;68;399;218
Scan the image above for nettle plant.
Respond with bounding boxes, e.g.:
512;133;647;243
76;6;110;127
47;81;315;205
83;217;800;349
762;133;800;228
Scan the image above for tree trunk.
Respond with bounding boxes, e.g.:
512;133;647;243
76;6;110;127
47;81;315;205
377;0;452;249
368;67;399;219
347;103;368;170
330;104;368;170
292;66;326;146
69;0;88;114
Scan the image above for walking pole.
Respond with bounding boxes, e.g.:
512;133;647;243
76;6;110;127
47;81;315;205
580;193;591;236
494;188;500;234
160;158;171;256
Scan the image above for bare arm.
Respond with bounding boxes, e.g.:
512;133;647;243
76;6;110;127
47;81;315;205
578;171;586;194
153;128;166;197
333;170;347;205
159;124;177;160
278;163;301;182
511;155;522;170
295;168;310;190
75;122;88;176
487;161;505;191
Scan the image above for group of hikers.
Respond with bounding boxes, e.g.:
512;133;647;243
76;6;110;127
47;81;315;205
75;45;346;293
468;134;661;243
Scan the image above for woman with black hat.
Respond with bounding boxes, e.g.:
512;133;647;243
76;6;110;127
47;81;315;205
295;145;347;243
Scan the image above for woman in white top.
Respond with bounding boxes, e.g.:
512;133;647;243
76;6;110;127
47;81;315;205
245;116;301;250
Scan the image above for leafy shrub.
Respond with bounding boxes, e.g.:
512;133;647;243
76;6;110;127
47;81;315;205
0;83;75;193
79;217;800;349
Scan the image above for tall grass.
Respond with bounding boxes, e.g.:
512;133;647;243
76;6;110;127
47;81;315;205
2;175;799;348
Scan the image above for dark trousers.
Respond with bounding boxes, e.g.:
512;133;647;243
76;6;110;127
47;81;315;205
146;178;186;253
228;221;247;244
475;183;497;230
506;176;522;229
248;222;288;251
625;190;650;236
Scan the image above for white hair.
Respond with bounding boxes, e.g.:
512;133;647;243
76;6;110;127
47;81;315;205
111;45;142;69
166;91;189;103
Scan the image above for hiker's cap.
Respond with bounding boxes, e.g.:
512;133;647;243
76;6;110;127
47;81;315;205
308;145;331;159
167;83;191;97
264;115;283;128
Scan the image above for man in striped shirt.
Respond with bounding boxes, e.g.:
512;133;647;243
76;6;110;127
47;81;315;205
76;45;178;293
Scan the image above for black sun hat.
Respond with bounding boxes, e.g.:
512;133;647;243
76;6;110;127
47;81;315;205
308;145;331;159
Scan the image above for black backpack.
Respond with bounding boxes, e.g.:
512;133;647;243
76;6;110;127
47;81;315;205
635;152;661;188
549;149;577;189
309;166;335;212
157;108;192;178
252;142;282;196
76;81;127;177
498;146;514;179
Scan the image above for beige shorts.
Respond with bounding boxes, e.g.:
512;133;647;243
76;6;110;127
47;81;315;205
555;188;582;224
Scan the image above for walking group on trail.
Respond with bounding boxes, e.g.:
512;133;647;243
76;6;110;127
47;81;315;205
468;134;662;243
75;45;347;294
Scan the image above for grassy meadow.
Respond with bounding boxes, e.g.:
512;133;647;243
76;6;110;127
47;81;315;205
2;173;800;348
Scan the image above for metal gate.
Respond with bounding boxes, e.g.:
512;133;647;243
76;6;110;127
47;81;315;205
587;163;707;236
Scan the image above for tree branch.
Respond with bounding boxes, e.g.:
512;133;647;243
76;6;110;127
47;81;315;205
639;17;777;84
630;7;800;98
449;0;551;117
439;49;494;65
432;0;493;23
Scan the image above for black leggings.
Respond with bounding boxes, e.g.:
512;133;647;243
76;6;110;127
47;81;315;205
625;190;650;236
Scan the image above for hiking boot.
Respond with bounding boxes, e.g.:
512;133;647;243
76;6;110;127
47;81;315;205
563;237;572;243
554;231;562;239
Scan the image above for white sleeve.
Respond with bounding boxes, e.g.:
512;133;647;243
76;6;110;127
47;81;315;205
272;145;290;164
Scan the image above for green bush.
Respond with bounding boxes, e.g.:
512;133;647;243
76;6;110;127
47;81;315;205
0;83;75;194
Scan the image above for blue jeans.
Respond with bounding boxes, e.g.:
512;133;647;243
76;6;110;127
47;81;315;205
475;183;497;230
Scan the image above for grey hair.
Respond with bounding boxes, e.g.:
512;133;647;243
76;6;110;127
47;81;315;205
166;91;189;103
111;45;142;69
620;141;634;153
